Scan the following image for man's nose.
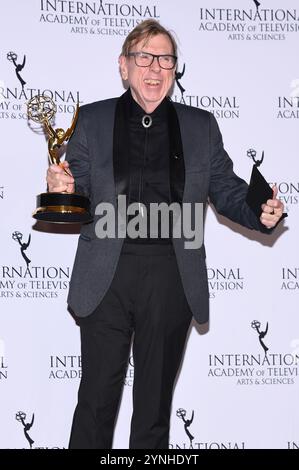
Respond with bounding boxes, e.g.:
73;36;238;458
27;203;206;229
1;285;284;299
150;56;161;71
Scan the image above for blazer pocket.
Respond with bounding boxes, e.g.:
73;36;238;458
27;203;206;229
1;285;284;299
79;234;93;242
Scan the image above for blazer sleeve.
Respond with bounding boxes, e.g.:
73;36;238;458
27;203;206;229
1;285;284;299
65;107;91;198
208;113;273;234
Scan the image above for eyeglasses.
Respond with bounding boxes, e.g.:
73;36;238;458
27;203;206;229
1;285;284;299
127;52;177;70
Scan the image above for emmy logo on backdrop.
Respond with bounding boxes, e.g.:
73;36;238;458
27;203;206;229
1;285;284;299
253;0;261;13
175;64;186;97
27;95;92;223
251;320;269;356
176;408;195;449
7;51;26;89
12;231;31;267
247;148;264;167
16;411;35;449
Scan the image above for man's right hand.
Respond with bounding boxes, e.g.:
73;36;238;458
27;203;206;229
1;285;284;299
47;161;75;193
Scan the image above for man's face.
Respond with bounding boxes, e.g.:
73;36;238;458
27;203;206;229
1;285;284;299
119;33;176;113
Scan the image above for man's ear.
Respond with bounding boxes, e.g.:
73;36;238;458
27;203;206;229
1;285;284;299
119;55;128;81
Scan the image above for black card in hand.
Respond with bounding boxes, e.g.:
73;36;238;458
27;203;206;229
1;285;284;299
246;164;273;218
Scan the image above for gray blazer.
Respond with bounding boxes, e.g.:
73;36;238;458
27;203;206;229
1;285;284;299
66;95;268;324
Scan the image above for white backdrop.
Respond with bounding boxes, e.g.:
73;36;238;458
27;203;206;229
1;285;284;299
0;0;298;450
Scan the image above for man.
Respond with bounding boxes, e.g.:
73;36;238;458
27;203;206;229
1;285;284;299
47;20;284;449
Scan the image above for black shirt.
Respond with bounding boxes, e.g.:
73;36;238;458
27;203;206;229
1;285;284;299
125;95;171;244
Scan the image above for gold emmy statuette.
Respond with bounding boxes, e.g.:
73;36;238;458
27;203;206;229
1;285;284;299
27;95;92;223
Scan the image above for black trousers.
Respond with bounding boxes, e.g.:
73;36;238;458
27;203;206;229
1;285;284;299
69;242;192;449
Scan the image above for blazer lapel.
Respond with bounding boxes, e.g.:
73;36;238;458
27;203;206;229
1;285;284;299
167;98;185;206
113;91;130;201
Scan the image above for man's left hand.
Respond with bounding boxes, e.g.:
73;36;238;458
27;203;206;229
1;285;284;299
260;185;284;229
